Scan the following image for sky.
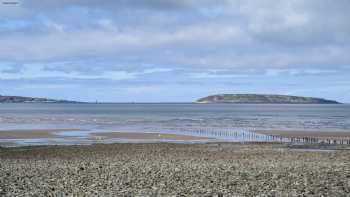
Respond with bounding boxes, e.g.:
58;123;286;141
0;0;349;103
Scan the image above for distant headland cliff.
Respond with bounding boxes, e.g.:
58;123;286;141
196;94;340;104
0;95;78;103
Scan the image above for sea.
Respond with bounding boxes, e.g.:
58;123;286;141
0;103;349;132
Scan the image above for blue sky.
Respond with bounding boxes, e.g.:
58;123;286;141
0;0;349;102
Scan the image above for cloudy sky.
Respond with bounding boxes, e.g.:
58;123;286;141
0;0;349;102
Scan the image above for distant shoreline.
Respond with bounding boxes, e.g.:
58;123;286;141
196;94;341;104
0;94;344;104
0;102;346;104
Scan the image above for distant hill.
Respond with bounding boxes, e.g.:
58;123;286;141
0;95;78;103
196;94;340;104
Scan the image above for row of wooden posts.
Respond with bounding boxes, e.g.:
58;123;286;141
288;137;350;145
182;128;350;145
186;128;273;141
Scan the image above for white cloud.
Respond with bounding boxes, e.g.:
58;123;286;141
265;69;338;77
0;64;137;80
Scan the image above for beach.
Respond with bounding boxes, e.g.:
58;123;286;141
1;143;350;196
1;103;350;195
2;0;350;195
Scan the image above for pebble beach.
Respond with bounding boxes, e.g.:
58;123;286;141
1;143;350;196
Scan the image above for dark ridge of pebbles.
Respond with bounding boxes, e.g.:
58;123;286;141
1;143;350;196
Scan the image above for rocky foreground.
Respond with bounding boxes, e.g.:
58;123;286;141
1;143;350;196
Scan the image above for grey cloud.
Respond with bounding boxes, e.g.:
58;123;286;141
0;0;349;77
22;0;224;10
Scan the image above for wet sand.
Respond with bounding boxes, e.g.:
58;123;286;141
0;129;80;139
91;132;212;141
1;143;350;196
3;128;350;147
0;129;213;146
255;129;350;139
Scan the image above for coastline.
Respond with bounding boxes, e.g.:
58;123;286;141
1;128;350;195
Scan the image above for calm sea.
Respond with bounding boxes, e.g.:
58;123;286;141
0;103;349;132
